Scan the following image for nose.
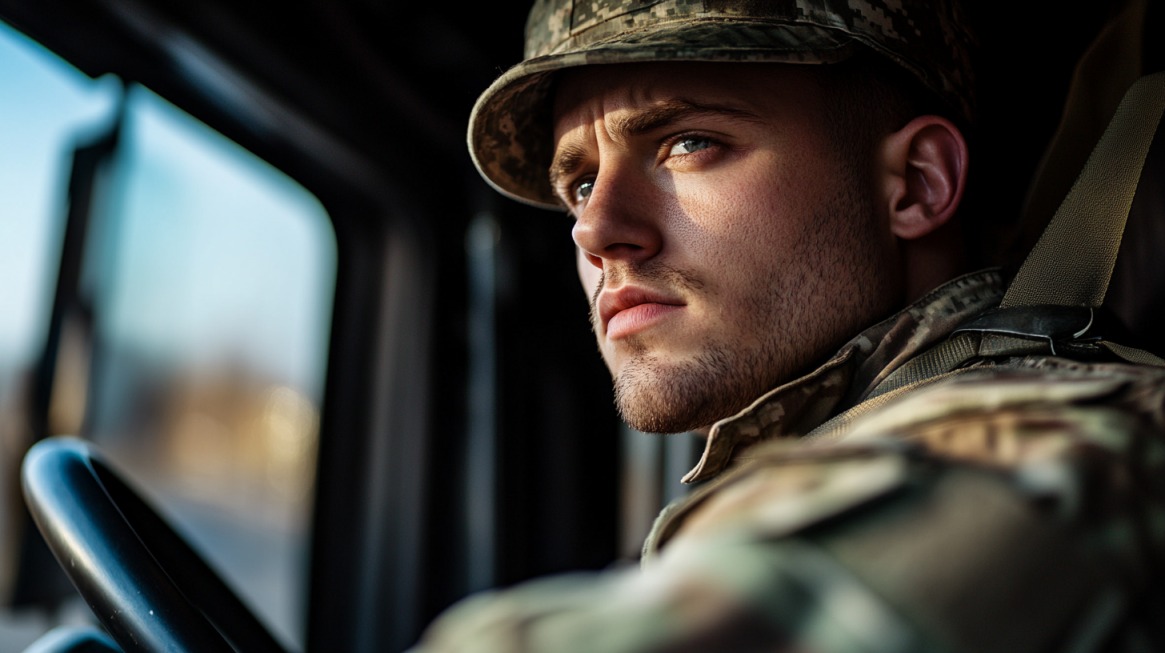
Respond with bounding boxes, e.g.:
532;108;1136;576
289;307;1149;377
570;164;664;272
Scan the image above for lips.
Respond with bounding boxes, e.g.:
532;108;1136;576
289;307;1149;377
598;286;685;340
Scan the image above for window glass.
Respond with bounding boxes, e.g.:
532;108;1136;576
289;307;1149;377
0;18;335;650
86;87;335;649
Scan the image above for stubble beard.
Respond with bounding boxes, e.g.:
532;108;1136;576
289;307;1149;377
601;273;793;435
595;175;882;435
613;341;748;434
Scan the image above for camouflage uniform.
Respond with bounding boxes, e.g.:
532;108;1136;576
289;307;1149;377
412;269;1165;652
416;0;1165;650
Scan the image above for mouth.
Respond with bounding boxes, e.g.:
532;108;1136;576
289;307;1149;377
598;286;685;340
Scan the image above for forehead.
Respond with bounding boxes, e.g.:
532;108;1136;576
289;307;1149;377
550;62;825;140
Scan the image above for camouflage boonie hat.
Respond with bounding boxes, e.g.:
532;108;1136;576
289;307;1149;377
469;0;976;210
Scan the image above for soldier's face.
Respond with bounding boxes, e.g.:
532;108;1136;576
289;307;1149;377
552;62;903;434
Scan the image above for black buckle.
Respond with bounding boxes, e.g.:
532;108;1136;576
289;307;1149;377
951;305;1094;356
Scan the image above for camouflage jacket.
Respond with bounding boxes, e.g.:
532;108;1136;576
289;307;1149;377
412;268;1165;652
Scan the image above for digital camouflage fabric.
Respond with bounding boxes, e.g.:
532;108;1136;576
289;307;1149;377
411;270;1165;652
468;0;976;209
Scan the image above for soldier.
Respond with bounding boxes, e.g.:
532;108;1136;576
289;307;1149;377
414;0;1165;650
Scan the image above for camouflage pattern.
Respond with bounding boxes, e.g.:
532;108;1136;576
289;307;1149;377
410;269;1165;651
468;0;976;209
682;269;1005;484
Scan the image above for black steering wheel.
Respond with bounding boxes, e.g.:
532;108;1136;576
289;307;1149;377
21;436;289;653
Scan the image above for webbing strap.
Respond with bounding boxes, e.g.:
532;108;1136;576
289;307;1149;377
866;331;980;400
1100;341;1165;366
1002;72;1165;308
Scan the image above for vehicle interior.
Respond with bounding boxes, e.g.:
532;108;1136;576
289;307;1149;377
0;0;1160;651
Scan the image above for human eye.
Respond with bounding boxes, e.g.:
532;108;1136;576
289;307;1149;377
666;135;715;157
570;176;591;202
551;171;596;213
569;176;595;205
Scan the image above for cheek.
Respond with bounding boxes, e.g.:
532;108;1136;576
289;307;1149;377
696;147;807;219
678;167;800;251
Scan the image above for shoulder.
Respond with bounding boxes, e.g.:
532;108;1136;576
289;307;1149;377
641;358;1165;648
648;355;1165;555
843;356;1165;457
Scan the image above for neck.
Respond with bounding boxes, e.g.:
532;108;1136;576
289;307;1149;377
901;221;969;302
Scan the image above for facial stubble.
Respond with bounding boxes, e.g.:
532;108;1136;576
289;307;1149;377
592;177;884;434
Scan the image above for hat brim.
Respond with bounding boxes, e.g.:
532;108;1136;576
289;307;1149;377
467;19;861;210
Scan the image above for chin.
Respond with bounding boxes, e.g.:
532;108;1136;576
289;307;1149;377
613;364;744;435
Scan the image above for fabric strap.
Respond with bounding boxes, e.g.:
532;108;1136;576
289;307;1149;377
1002;71;1165;309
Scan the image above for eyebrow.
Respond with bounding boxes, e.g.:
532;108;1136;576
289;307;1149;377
548;99;761;192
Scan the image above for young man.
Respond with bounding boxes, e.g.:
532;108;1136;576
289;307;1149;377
414;1;1165;650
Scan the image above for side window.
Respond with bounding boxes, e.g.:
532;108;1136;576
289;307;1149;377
0;20;335;650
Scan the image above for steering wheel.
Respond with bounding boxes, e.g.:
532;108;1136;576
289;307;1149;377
21;436;289;653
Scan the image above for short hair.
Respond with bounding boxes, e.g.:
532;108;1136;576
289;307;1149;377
817;50;965;164
813;51;983;266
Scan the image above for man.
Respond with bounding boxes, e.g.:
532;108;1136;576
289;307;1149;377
414;0;1165;650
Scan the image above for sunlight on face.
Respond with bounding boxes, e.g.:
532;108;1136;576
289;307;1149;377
553;63;902;433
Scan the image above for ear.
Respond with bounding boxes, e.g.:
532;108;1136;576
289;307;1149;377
880;116;968;240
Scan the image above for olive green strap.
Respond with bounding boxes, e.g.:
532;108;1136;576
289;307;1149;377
1099;340;1165;366
1002;71;1165;309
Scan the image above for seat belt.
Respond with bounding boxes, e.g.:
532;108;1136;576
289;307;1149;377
947;70;1165;367
1002;71;1165;310
809;72;1165;440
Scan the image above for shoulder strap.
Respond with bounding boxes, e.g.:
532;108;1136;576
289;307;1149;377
1002;71;1165;309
